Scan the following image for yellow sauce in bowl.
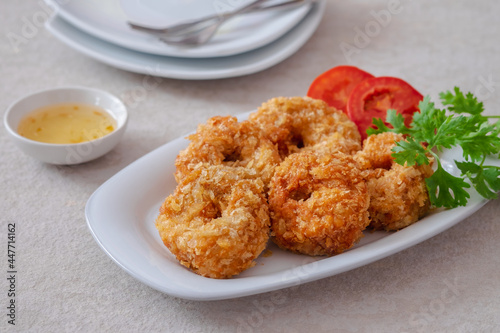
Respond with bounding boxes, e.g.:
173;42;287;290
18;103;116;144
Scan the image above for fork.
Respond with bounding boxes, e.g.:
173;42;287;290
128;0;313;46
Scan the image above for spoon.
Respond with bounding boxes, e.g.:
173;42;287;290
128;0;313;46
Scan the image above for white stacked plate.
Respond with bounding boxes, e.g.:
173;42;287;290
44;0;326;80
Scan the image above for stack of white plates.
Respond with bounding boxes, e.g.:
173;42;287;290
44;0;326;80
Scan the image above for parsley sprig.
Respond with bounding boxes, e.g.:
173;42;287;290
367;87;500;208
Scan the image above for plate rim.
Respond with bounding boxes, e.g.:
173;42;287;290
44;1;325;80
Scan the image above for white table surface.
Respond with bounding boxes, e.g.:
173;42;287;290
1;0;500;332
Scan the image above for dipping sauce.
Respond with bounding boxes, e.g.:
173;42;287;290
17;103;116;144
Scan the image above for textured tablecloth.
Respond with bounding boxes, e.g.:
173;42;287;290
1;0;500;332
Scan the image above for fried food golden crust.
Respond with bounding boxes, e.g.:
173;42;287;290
175;116;281;187
156;165;270;279
363;164;431;230
268;151;370;256
355;132;433;231
249;97;361;157
354;132;404;170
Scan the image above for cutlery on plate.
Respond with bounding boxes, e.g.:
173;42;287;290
128;0;314;46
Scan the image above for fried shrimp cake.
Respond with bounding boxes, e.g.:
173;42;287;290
175;116;281;187
363;164;432;230
354;132;404;170
268;151;370;256
355;132;433;231
249;96;361;157
156;165;270;279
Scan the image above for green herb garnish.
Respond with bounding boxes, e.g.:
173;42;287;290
367;87;500;208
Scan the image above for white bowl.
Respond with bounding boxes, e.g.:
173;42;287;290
4;87;128;165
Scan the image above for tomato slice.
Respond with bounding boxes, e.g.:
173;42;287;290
307;65;374;112
346;77;423;140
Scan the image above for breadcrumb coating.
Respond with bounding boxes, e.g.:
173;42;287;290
175;116;281;188
355;132;433;230
156;165;270;279
362;164;432;230
249;97;361;157
355;132;403;170
156;99;435;278
268;151;370;256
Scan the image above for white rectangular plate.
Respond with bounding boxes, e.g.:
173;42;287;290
85;112;497;300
